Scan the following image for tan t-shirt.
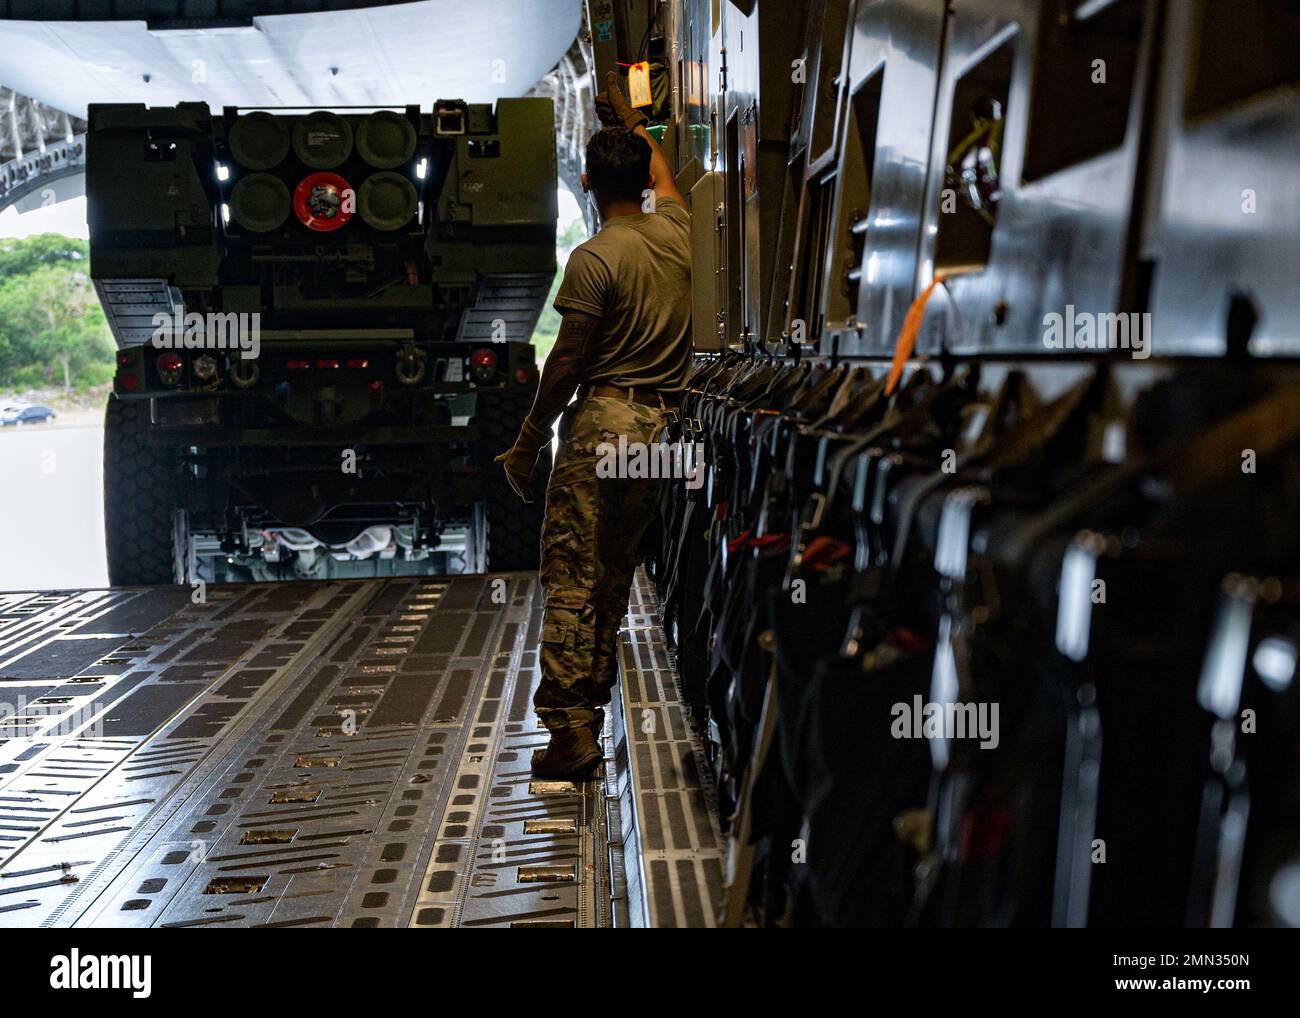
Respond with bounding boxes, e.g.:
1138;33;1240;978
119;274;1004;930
553;196;692;394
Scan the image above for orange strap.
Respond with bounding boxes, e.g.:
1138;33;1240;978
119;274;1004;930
884;268;978;395
885;276;943;395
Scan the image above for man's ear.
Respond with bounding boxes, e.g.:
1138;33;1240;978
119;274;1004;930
647;171;657;191
580;172;590;194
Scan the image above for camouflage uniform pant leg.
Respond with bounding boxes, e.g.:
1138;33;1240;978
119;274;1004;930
534;417;602;719
589;469;663;696
534;397;667;723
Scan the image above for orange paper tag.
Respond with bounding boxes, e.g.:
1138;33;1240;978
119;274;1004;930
628;61;653;108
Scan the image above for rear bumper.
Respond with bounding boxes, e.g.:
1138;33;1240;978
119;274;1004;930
150;423;476;446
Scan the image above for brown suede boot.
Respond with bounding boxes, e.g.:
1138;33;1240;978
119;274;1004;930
532;708;603;778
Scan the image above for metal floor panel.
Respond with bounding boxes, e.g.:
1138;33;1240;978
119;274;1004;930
613;570;725;928
0;572;720;928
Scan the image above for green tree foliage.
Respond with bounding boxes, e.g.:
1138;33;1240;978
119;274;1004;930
0;233;90;277
530;215;591;360
0;234;115;391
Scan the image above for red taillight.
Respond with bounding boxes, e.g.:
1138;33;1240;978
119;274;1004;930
119;372;141;392
470;348;497;369
347;358;369;369
368;380;384;394
514;366;534;385
156;351;184;386
116;351;132;367
316;358;340;369
286;359;310;370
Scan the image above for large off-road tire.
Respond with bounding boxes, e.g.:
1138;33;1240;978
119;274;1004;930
476;387;552;572
103;395;187;585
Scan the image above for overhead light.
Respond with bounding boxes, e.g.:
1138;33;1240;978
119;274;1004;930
1254;636;1296;692
216;163;230;181
416;157;427;180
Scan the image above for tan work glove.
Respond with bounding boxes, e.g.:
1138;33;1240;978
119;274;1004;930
494;418;550;503
595;70;647;132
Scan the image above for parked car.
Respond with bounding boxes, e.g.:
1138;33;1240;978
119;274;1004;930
0;404;57;426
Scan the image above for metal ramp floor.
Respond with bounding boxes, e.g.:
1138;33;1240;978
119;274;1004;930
0;571;722;927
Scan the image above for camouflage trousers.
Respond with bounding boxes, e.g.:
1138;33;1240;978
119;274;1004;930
533;396;669;724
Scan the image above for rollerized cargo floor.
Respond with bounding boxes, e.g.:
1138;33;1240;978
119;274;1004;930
0;572;722;927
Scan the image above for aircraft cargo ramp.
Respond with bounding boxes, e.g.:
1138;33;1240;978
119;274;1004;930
0;573;723;928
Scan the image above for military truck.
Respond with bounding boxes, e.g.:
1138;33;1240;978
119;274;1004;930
88;99;556;584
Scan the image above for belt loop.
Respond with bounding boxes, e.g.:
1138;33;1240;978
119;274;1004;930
629;386;635;405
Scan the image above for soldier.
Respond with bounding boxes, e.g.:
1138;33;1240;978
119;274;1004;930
496;73;692;777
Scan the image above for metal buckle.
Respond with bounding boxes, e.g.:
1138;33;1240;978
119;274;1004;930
802;491;826;532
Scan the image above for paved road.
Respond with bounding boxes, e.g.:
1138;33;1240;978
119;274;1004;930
0;421;108;590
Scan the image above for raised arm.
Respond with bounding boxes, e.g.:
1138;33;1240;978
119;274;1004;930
635;122;685;207
597;71;684;207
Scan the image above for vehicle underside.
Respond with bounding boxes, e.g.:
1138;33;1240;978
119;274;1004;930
125;335;543;583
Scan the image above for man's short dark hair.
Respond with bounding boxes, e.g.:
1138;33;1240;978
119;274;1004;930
585;128;652;202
